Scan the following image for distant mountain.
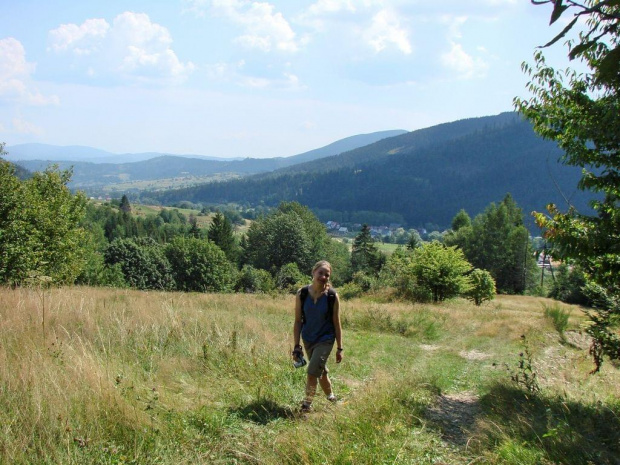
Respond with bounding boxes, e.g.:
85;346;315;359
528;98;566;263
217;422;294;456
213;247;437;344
10;130;410;188
5;143;240;164
153;113;593;230
284;130;407;165
7;131;405;166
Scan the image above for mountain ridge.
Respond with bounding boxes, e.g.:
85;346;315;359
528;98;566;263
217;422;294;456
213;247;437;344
153;112;592;230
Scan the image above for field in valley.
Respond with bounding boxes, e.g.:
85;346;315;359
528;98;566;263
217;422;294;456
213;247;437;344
0;287;618;464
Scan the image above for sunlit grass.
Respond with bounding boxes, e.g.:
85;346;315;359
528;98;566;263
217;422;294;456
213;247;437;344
0;287;617;464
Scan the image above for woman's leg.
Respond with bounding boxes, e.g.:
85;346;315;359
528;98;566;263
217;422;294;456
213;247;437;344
319;372;333;396
302;374;318;410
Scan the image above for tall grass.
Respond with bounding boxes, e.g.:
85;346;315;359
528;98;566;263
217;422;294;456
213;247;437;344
0;287;617;464
543;302;572;341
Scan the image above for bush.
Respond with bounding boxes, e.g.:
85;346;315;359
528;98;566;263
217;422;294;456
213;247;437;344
165;237;235;292
105;237;175;291
548;263;591;306
351;271;375;292
275;262;306;293
464;268;496;306
235;265;275;294
338;282;364;300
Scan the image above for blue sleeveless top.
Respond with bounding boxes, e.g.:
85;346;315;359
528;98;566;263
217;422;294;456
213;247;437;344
301;292;335;344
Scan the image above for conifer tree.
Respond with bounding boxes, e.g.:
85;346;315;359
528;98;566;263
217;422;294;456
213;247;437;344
351;224;383;275
208;211;238;264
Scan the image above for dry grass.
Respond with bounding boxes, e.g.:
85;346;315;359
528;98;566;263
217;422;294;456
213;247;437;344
0;286;617;464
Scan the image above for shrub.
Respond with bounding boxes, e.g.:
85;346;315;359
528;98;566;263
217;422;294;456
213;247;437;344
338;282;364;301
275;262;306;293
464;268;496;306
165;237;235;292
235;265;275;294
105;237;175;290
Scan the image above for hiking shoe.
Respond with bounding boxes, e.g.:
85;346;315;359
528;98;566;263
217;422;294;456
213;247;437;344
300;402;312;413
327;394;337;403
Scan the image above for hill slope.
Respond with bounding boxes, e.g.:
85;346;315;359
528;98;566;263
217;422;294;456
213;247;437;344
11;130;406;189
155;113;592;229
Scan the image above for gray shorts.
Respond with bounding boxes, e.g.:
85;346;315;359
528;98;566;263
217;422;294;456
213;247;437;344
303;340;334;377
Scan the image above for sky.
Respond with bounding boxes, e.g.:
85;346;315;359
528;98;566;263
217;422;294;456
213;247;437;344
0;0;581;159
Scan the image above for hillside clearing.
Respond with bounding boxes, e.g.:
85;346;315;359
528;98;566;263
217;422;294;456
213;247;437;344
0;288;618;464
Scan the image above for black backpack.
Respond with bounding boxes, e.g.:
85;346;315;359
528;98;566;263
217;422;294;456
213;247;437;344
299;285;336;325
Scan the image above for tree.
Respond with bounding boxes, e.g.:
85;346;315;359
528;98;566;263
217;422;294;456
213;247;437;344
207;211;238;262
446;195;537;294
245;210;313;274
514;0;620;370
235;265;275;293
165;237;234;292
351;224;384;275
409;241;472;303
275;262;306;293
188;214;201;238
104;237;175;290
464;269;496;306
0;151;88;285
451;209;471;232
119;194;131;213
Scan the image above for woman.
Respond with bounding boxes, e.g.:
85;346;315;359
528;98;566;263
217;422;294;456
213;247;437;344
292;260;343;412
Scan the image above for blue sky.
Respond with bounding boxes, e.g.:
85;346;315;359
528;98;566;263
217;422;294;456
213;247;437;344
0;0;579;159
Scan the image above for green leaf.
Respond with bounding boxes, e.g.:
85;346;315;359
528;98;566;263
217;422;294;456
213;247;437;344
540;17;578;48
550;0;568;25
568;40;597;60
595;45;620;85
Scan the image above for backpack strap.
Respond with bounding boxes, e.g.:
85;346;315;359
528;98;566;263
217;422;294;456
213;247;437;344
326;288;336;323
299;285;310;325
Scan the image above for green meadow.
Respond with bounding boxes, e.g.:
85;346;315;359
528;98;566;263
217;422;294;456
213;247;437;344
1;287;618;464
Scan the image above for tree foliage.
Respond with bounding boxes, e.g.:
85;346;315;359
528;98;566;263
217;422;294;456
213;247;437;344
0;147;88;285
514;0;620;370
409;241;472;303
445;195;538;294
208;211;239;263
244;202;331;275
351;224;384;276
464;268;497;306
104;237;175;291
165;237;234;292
235;265;275;294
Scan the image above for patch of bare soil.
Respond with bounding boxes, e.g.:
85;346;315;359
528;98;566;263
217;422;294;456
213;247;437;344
459;350;491;361
562;330;591;350
426;393;481;446
419;344;440;351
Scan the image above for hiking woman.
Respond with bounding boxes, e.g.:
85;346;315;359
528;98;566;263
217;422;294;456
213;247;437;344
292;260;343;412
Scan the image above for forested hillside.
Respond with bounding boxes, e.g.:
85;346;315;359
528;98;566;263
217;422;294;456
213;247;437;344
13;130;406;190
155;114;592;229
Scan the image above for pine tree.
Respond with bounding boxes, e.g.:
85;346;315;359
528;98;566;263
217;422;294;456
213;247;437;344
207;211;238;263
351;224;383;275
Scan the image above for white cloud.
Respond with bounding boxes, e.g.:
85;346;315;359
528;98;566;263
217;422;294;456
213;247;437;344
48;18;109;55
0;38;59;106
364;9;412;55
441;42;488;79
48;12;195;84
210;0;300;52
